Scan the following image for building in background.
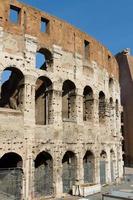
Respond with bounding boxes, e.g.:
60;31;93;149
116;49;133;166
0;0;123;199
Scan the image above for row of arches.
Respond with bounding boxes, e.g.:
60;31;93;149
0;67;119;125
0;149;117;198
35;47;115;99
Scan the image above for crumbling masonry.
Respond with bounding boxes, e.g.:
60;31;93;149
0;0;123;199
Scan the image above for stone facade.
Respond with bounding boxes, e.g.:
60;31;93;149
0;0;123;199
116;49;133;166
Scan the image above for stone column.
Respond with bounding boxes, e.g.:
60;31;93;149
48;87;62;124
110;101;117;136
52;44;62;73
106;149;111;184
76;89;83;125
23;136;34;200
117;144;124;179
53;154;63;198
93;94;100;139
94;154;100;184
76;152;84;185
105;100;111;133
116;101;121;137
23;75;36;126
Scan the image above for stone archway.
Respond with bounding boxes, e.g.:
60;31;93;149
35;76;52;125
83;150;94;183
34;151;54;197
100;150;107;185
83;86;94;121
0;152;23;199
62;80;76;121
62;151;77;194
0;67;24;110
110;149;116;182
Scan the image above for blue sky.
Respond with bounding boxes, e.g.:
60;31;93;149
19;0;133;55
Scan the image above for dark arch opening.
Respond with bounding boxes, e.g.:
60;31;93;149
83;150;94;183
83;86;93;121
0;152;23;199
109;97;113;115
109;78;113;87
36;48;53;70
0;67;24;110
35;76;52;125
99;91;106;122
115;99;119;117
62;80;76;121
34;151;53;197
100;150;107;185
110;150;115;182
0;152;22;168
62;151;77;194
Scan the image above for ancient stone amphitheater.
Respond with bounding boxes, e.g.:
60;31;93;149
0;0;123;199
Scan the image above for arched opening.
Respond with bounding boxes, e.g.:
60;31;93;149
100;150;107;185
35;76;52;125
83;150;94;183
62;80;76;121
0;152;23;199
0;67;24;110
109;98;113;113
34;151;53;197
83;86;93;121
62;151;77;194
109;78;114;94
99;91;106;122
110;150;115;182
36;48;53;70
109;98;114;135
115;99;119;117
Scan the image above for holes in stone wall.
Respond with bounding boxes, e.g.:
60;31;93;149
83;86;93;121
0;67;24;110
9;5;21;24
99;91;106;122
36;48;53;70
62;80;76;121
35;76;52;125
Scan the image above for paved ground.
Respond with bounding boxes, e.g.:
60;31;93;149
52;181;133;200
51;167;133;200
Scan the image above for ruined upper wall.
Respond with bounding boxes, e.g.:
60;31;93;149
0;0;119;79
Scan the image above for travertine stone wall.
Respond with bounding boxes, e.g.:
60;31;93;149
0;0;123;199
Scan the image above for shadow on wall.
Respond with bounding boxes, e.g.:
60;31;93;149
116;51;133;166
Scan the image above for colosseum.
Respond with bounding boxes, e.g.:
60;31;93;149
0;0;123;199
